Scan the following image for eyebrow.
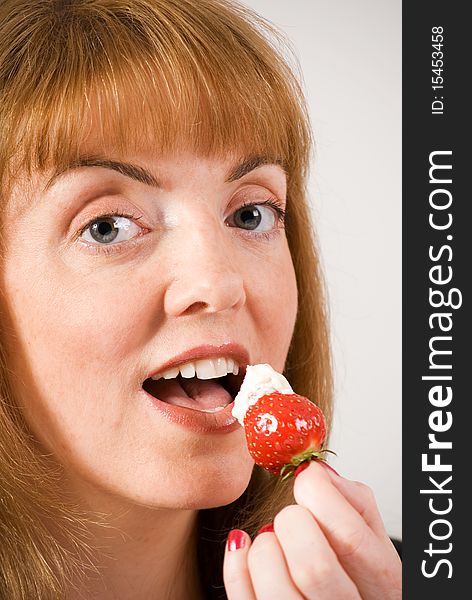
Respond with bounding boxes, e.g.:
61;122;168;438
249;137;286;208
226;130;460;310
226;155;285;182
44;154;284;190
45;157;160;190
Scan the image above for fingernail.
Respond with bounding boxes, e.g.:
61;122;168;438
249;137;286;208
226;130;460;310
227;529;246;551
319;461;340;476
294;462;310;478
257;523;274;535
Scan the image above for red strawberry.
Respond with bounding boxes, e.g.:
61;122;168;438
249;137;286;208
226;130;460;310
243;392;330;480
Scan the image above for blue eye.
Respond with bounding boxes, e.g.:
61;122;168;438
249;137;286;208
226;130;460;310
230;200;286;233
80;215;142;245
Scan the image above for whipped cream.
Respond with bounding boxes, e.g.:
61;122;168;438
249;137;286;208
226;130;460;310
232;363;293;425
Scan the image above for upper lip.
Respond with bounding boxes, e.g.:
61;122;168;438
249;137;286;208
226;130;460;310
146;343;250;380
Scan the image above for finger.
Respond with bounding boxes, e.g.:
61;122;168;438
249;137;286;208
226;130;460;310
224;529;256;600
274;504;361;600
294;462;402;600
316;461;389;538
247;529;303;600
314;463;401;564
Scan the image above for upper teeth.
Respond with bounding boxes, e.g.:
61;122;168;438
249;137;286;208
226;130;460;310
151;357;240;381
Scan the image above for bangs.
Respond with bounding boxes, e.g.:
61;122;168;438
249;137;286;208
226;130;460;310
1;0;310;184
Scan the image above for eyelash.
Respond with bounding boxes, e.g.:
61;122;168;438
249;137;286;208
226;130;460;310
76;198;286;255
75;209;145;255
231;198;286;241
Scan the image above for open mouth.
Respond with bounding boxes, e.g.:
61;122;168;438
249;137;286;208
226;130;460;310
142;368;245;413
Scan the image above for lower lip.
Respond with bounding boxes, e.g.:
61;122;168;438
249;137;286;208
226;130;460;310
140;389;242;434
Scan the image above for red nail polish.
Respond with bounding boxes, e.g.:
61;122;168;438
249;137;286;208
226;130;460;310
294;462;310;478
227;529;246;551
257;523;274;535
319;461;340;476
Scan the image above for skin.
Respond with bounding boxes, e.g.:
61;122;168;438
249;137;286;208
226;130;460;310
223;461;402;599
0;149;297;599
1;148;401;598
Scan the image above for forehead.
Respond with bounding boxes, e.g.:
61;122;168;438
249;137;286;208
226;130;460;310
4;80;287;197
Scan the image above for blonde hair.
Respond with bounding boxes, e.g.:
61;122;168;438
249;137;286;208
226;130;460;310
0;0;332;597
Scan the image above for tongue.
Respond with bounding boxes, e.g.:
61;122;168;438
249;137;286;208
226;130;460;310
145;376;233;411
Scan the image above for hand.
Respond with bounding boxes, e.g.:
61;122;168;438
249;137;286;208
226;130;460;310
223;461;401;599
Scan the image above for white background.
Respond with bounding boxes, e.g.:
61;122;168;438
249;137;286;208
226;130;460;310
243;0;402;539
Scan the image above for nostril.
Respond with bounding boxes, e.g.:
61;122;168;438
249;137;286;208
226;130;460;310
163;271;246;318
182;301;209;316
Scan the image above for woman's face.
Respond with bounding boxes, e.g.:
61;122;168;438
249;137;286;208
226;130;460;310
1;150;298;510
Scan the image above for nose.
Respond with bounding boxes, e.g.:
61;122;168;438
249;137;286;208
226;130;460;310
163;222;247;317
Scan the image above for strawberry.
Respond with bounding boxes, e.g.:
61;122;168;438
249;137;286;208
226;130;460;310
243;392;330;480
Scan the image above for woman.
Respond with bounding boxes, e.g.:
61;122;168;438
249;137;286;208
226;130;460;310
0;0;401;598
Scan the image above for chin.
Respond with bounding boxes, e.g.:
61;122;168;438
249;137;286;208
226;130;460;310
72;437;255;511
174;487;249;511
164;459;254;510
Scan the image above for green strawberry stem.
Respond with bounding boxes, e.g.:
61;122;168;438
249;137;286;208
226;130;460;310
279;447;337;482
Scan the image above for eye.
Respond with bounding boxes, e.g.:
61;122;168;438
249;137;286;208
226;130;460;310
79;214;142;245
228;200;286;233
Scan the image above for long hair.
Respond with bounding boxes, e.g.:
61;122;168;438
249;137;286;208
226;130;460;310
0;1;333;597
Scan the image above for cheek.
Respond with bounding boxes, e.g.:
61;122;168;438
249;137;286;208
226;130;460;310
1;254;153;447
6;264;154;370
247;242;298;368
